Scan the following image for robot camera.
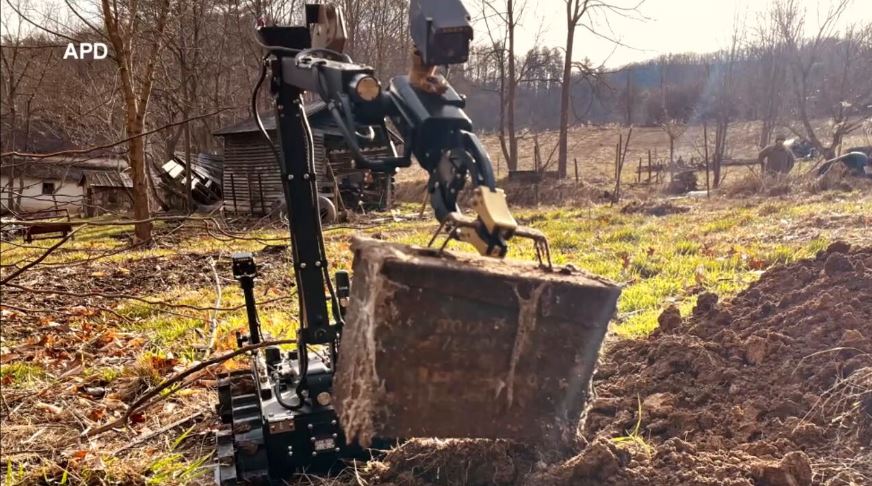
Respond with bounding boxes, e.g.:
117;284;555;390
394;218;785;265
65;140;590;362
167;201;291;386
410;0;473;66
231;252;257;279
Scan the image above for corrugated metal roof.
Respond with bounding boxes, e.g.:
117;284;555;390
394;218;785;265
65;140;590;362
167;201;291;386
1;157;128;182
80;170;133;188
213;101;329;136
180;152;224;181
158;153;224;205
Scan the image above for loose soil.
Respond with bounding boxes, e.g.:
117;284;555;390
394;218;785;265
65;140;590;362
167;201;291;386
359;242;871;485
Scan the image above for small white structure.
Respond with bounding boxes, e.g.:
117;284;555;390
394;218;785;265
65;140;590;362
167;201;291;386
1;157;129;215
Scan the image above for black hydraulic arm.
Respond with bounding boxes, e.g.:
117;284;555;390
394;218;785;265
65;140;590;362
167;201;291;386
269;57;336;347
253;0;512;365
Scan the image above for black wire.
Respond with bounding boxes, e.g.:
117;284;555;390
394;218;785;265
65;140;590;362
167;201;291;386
273;372;305;410
253;33;303;56
297;47;352;63
252;56;282;165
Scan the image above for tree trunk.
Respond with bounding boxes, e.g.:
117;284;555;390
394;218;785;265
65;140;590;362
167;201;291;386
6;103;16;211
714;121;727;187
101;0;170;242
497;49;511;170
557;23;575;179
506;0;518;173
128;117;153;240
625;70;633;125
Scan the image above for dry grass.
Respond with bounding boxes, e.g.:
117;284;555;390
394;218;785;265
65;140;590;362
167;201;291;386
2;122;871;484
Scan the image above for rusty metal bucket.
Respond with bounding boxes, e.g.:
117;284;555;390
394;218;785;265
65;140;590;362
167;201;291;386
333;237;620;447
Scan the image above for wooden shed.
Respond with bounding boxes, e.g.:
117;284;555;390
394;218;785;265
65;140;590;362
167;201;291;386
79;170;134;217
214;102;398;216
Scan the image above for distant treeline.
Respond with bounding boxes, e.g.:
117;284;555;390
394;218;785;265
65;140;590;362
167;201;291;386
2;0;869;157
453;38;871;133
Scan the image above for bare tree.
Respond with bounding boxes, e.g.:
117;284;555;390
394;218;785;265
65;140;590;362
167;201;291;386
710;27;743;186
655;57;687;175
557;0;642;178
100;0;173;241
480;0;527;172
1;0;60;212
621;68;636;125
751;10;787;147
1;1;30;212
774;0;872;158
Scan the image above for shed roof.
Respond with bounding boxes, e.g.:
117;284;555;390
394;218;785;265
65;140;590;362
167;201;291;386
213;101;328;136
0;116;114;155
79;170;133;189
1;157;129;182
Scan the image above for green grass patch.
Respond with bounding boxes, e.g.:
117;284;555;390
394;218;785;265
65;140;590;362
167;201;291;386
611;396;654;456
144;427;210;485
0;362;45;386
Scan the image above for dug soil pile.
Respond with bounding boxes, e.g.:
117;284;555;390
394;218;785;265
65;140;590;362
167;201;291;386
358;243;871;485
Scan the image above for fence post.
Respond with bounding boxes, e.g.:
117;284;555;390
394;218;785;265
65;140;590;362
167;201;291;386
703;122;711;198
647;149;652;183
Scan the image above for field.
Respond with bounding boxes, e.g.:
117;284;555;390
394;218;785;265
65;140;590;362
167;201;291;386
1;125;871;485
460;120;869;183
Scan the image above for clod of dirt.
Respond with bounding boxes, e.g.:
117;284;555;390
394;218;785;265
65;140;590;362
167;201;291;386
825;241;852;254
562;439;628;481
365;438;537;486
693;292;719;314
751;451;813;486
643;392;676;418
656;305;682;333
744;335;768;365
823;252;854;275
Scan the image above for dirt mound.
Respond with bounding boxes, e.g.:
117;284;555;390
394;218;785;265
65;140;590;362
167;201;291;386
365;439;537;486
356;243;871;485
579;242;872;484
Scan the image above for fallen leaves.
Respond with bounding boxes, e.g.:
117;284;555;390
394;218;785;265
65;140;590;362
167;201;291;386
69;450;89;461
1;236;291;483
68;305;98;317
87;408;107;422
147;354;180;376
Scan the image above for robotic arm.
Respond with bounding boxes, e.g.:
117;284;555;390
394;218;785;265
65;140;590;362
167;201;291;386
257;0;548;259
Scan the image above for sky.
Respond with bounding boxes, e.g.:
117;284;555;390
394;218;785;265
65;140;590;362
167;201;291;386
466;0;872;68
3;0;871;69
